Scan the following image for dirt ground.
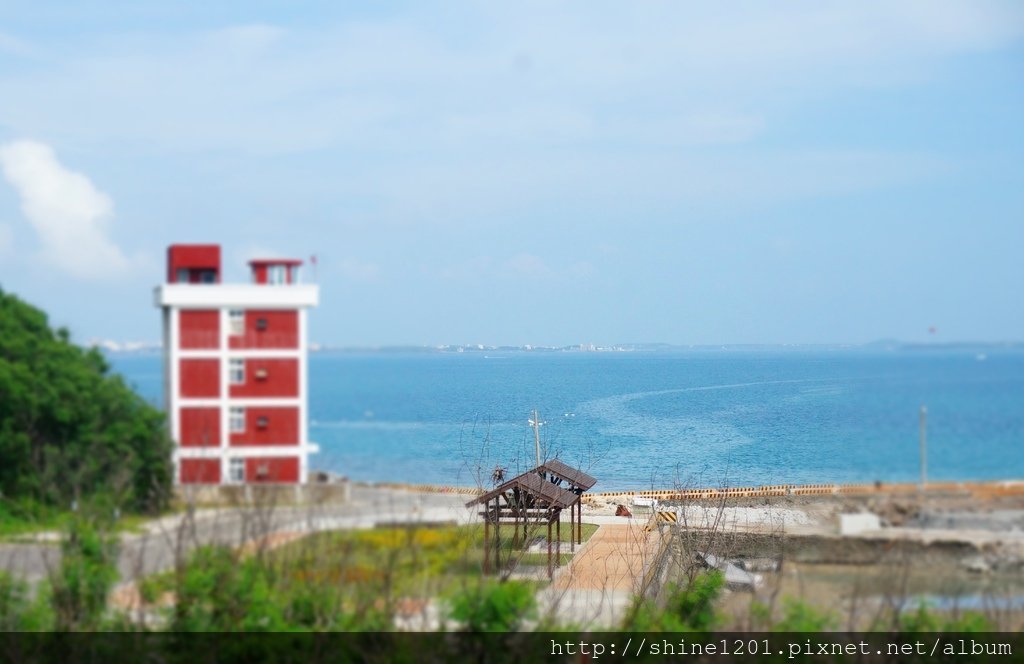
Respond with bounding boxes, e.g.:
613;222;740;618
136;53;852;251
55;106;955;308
586;486;1024;529
602;485;1024;631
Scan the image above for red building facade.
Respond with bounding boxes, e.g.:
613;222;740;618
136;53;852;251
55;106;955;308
156;245;319;485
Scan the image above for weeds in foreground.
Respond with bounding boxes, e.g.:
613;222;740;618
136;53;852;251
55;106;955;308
624;570;725;632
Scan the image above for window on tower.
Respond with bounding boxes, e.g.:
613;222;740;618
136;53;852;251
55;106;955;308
229;358;245;385
228;310;244;336
230;407;245;433
268;265;287;285
228;458;244;484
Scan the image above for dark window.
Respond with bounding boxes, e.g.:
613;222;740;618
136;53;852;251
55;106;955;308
199;270;217;284
257;416;269;429
256;318;268;331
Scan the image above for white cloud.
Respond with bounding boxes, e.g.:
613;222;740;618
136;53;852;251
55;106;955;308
0;140;131;279
3;3;1019;158
0;3;1017;235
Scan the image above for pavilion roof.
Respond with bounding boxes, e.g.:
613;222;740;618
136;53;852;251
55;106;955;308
467;471;579;510
538;459;597;490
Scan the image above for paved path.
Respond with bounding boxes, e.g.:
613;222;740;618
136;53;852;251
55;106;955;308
538;518;667;628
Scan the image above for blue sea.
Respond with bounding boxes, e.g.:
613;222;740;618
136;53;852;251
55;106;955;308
109;349;1024;491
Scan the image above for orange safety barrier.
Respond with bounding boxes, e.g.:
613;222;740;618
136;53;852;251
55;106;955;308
581;480;1023;502
379;480;1023;502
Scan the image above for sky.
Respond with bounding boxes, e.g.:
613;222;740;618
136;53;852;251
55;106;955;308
0;1;1022;347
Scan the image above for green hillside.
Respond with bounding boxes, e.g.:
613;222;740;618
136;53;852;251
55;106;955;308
0;287;171;515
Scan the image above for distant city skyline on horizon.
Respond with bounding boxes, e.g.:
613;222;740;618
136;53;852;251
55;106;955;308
1;3;1022;347
86;336;1023;354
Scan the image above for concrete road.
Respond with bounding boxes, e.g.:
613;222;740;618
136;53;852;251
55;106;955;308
0;486;474;586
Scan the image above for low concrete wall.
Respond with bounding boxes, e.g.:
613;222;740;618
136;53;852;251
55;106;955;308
839;512;881;535
174;482;351;507
665;528;1022;573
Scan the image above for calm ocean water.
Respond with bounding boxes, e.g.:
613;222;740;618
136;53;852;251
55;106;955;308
110;350;1024;490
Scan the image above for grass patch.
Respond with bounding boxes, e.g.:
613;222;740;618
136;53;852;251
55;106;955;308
0;500;70;538
0;499;173;540
120;520;602;630
273;522;597;596
139;521;599;606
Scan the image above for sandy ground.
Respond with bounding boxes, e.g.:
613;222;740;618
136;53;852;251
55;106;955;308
584;488;1024;531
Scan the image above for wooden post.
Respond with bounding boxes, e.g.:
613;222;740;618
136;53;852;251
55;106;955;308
576;499;582;545
522;498;527;546
494;500;501;574
513;491;520;548
547;519;552;580
483;500;490;575
556;511;561;567
570;501;575;553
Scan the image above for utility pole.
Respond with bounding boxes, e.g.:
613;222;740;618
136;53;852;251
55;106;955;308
530;410;543;468
919;405;928;491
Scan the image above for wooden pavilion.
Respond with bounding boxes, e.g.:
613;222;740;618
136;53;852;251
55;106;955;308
466;461;596;579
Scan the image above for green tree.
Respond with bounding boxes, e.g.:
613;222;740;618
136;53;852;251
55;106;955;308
0;287;172;513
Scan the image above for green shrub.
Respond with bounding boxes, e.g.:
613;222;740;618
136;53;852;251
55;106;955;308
167;544;392;631
447;580;537;632
943;610;991;632
49;518;119;631
625;570;724;631
0;571;28;630
772;598;837;632
897;601;940;632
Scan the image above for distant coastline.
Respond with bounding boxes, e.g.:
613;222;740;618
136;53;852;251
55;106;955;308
97;339;1024;355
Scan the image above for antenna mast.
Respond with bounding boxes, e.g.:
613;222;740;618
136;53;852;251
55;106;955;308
530;409;543;468
919;405;928;490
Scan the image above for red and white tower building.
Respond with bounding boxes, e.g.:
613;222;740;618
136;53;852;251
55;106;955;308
155;244;319;485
